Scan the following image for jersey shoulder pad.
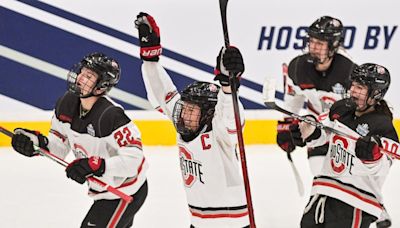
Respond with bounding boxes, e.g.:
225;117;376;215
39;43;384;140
287;54;309;85
55;92;79;123
365;112;398;141
94;97;132;137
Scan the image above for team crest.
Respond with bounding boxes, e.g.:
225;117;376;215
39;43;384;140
329;135;355;175
87;124;95;136
179;146;204;187
332;83;345;95
356;123;369;136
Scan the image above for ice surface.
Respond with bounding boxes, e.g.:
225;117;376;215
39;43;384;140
0;146;398;228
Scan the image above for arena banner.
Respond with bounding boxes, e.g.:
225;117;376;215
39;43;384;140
1;0;398;145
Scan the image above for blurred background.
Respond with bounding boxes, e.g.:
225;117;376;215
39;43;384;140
0;1;399;227
1;0;399;146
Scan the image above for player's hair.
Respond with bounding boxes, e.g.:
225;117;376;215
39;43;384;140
375;100;393;120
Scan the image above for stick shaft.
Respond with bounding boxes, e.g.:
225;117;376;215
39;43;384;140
0;126;133;203
219;0;256;227
282;63;304;196
263;102;400;160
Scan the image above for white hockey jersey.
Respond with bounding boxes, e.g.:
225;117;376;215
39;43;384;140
306;115;397;218
47;92;148;200
142;61;249;228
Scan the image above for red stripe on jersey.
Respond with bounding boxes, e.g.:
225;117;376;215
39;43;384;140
156;106;164;114
59;114;72;123
299;83;315;89
107;200;128;228
352;208;362;228
117;157;146;189
49;129;67;142
227;123;245;134
129;138;142;150
165;91;178;104
191;211;249;219
88;158;146;196
313;181;382;209
318;112;329;121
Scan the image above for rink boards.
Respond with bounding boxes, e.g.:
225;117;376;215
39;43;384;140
1;113;400;146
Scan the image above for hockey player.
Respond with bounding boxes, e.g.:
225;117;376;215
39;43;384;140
11;52;148;228
135;12;249;228
276;16;357;175
290;63;398;227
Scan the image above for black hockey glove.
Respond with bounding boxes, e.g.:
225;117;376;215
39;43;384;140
329;98;356;121
214;46;244;90
11;128;48;157
66;156;106;184
355;135;382;160
376;219;392;228
288;122;306;147
135;12;161;62
376;207;392;228
289;115;321;147
277;117;297;153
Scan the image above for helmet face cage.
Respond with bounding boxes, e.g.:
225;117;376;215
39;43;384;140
307;16;343;58
172;82;219;140
173;100;202;138
67;52;121;98
350;63;390;102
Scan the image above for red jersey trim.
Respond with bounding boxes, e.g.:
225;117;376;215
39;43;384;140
313;180;382;209
191;211;249;219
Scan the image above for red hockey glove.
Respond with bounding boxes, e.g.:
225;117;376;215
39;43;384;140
214;46;244;90
66;156;105;184
11;128;48;157
135;12;161;62
277;117;298;152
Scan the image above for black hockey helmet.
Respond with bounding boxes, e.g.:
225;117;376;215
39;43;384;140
308;16;343;55
67;52;121;98
350;63;390;101
173;81;220;141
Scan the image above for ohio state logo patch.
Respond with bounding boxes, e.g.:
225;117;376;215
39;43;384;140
329;135;355;175
179;146;204;187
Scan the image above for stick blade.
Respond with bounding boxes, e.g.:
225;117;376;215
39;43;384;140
262;78;277;104
289;161;305;196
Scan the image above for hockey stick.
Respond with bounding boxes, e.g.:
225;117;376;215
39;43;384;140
219;0;256;227
281;63;304;197
262;82;400;160
0;126;133;203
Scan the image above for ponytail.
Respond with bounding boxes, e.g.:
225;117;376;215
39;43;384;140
375;100;393;120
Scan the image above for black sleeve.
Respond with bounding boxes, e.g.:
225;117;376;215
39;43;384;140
287;56;301;85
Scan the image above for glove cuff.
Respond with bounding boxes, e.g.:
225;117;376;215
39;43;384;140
213;73;240;89
140;45;162;62
88;156;105;176
305;127;321;142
